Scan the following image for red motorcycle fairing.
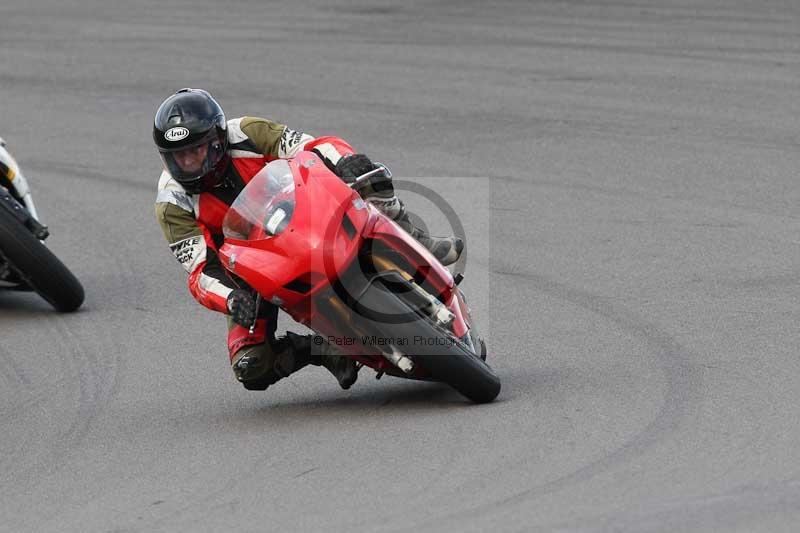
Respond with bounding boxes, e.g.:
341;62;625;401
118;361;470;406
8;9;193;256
220;153;368;311
219;151;471;377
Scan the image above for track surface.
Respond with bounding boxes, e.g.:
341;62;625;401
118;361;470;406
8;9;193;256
2;1;800;531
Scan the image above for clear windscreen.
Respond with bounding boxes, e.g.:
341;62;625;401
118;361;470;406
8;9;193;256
222;159;296;241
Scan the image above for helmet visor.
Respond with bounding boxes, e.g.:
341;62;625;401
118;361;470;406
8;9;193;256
159;130;225;191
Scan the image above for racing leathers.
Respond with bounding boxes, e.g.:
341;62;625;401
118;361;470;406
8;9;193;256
155;117;402;390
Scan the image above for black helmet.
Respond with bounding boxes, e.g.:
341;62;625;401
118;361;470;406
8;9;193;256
153;88;229;194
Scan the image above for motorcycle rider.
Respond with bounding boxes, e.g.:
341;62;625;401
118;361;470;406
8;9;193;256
153;88;463;392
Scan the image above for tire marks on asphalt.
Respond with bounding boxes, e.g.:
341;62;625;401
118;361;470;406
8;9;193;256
417;268;704;528
0;313;120;531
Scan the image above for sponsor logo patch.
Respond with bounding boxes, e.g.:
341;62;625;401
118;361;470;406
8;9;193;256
165;127;190;142
279;128;305;155
169;235;202;265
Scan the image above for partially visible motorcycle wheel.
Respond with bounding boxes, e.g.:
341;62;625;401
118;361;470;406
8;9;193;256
0;207;84;312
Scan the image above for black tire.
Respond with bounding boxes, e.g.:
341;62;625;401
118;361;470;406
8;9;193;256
0;207;84;312
410;319;501;404
356;274;501;403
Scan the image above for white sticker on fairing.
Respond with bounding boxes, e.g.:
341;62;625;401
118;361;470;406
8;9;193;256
266;208;287;234
165;127;190;142
312;142;343;166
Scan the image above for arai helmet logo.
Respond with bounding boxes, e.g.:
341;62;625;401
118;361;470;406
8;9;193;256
164;127;189;142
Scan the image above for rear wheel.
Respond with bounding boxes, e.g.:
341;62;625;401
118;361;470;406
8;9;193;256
0;207;84;312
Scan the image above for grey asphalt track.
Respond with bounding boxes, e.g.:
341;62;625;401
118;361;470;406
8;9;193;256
2;1;800;532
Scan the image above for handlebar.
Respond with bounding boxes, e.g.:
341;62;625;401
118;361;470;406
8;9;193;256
348;163;392;189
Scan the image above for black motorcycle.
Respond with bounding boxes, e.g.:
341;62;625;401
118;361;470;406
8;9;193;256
0;138;84;312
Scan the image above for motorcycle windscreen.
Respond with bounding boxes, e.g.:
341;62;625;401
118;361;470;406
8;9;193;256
222;159;296;241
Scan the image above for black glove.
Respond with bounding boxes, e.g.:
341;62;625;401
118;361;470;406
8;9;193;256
334;154;377;182
227;289;257;328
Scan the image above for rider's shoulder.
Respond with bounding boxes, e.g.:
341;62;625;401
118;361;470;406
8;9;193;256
157;169;187;193
156;170;195;213
232;116;285;137
234;116;281;127
228;117;287;156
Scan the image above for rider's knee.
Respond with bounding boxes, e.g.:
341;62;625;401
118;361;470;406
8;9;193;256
230;335;311;391
231;343;279;390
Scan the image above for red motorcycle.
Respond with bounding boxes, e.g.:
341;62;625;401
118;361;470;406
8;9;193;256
219;152;500;403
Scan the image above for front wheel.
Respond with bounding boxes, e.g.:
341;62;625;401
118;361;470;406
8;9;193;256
0;207;84;312
355;273;500;403
411;320;501;404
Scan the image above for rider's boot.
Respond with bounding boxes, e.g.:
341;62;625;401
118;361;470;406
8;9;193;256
271;333;359;390
234;332;358;390
367;194;463;266
313;341;359;390
394;203;463;266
